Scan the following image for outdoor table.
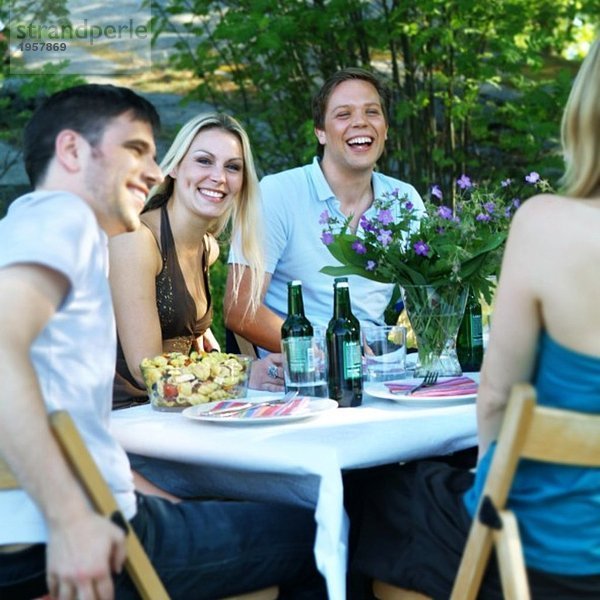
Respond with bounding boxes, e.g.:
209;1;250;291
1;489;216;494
110;382;478;599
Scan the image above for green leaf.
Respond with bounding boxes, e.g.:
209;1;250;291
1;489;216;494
320;265;387;283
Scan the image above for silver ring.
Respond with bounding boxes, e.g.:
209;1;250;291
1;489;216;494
267;364;279;379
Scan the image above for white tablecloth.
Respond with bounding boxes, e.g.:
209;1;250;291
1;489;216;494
111;390;478;599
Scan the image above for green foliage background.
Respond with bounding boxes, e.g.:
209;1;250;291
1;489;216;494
0;0;84;216
146;0;597;344
1;0;599;346
149;0;598;192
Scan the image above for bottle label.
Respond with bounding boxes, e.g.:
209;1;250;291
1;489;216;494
284;337;314;374
343;341;362;379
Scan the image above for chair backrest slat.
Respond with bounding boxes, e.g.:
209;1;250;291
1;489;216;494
49;411;122;516
479;384;536;507
523;406;600;466
0;457;19;490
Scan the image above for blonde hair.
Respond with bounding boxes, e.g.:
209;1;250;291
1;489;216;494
560;37;600;198
145;113;265;314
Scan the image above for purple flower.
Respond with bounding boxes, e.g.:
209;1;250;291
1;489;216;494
366;260;377;271
476;213;491;222
525;171;540;184
484;201;495;214
318;210;330;225
377;229;393;246
512;198;521;208
504;207;512;218
431;184;443;200
457;174;472;190
352;240;367;255
360;215;377;233
413;240;430;256
437;205;453;220
321;231;334;245
404;201;414;211
501;178;512;187
436;226;445;234
377;208;394;225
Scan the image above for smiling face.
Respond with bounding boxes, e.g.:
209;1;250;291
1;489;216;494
84;112;161;235
315;79;388;175
170;127;244;222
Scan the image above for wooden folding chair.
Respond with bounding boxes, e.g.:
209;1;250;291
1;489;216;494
450;382;600;600
374;383;600;600
0;411;167;599
1;411;278;600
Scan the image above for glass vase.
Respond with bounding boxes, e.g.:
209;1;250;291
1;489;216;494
400;284;468;378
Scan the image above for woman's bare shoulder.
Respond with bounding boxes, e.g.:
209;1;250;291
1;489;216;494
110;222;155;252
511;193;600;233
109;216;162;275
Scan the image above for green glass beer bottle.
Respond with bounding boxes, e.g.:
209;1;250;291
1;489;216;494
457;286;484;372
326;279;363;407
281;280;314;393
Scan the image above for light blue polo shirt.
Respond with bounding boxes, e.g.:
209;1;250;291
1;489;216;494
230;157;424;351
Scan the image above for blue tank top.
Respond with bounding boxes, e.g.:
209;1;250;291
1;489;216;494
463;332;600;575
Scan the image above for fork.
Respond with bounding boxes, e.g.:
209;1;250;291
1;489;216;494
408;371;439;395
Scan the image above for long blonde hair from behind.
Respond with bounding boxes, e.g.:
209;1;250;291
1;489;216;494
145;113;265;315
560;37;600;198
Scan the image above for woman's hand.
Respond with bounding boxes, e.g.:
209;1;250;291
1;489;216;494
249;353;285;392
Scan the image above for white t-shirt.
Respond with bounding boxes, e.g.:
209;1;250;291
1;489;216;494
0;191;135;544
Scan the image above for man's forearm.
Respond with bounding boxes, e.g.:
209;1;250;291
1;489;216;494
224;267;284;352
226;303;284;353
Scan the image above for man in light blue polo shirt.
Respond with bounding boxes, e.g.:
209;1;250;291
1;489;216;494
226;68;424;358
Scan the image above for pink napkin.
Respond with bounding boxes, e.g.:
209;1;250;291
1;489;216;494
206;397;311;418
385;376;478;398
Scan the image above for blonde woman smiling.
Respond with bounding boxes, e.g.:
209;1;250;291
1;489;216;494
110;113;285;412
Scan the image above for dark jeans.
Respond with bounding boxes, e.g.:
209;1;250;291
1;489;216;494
0;544;47;600
344;461;600;600
0;493;327;600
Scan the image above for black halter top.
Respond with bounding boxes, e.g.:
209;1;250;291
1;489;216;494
113;205;213;408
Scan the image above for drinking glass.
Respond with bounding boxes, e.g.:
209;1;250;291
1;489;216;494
362;325;407;387
281;325;329;398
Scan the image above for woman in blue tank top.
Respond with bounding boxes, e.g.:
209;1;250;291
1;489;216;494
346;37;600;599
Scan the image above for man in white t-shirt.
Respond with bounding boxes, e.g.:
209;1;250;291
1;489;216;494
225;68;424;360
0;85;325;599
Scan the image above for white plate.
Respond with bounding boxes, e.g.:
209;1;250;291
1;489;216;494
365;378;477;405
182;397;338;425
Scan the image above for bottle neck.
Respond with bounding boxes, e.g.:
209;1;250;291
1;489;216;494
333;285;352;319
288;285;306;317
467;287;481;310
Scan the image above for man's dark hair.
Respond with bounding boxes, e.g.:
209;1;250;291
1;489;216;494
311;67;390;159
24;84;161;187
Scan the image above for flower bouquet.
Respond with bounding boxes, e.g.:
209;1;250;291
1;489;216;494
320;172;550;376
